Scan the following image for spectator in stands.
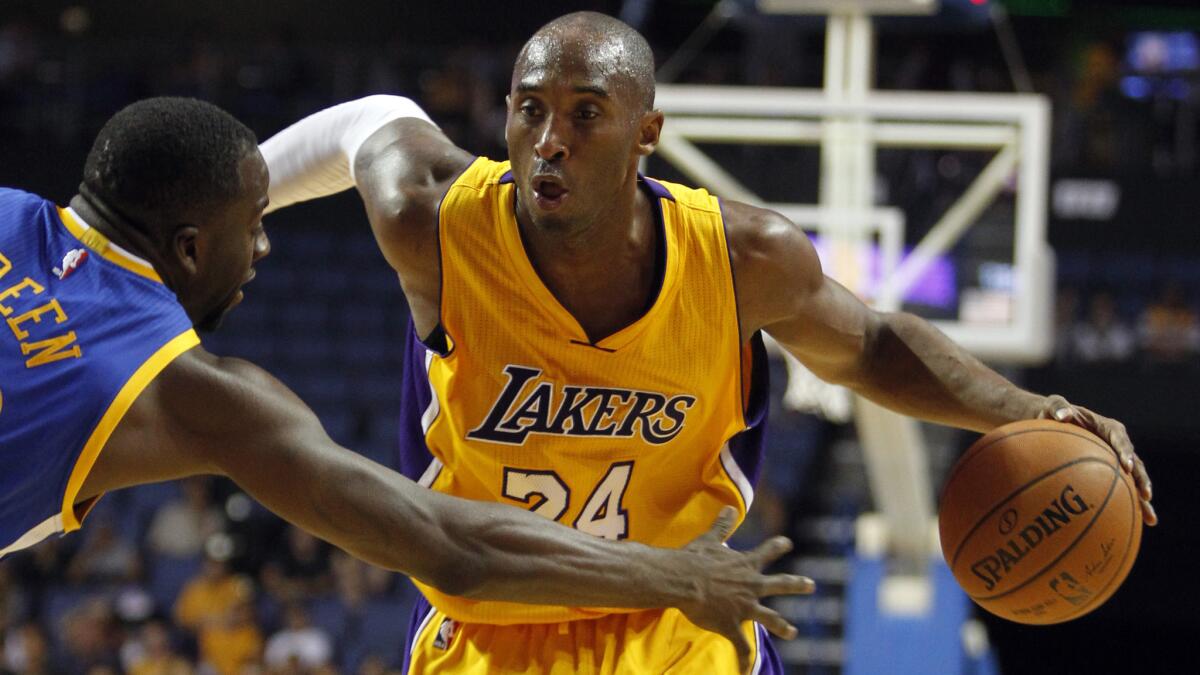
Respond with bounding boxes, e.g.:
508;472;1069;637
1053;40;1154;172
173;551;254;635
1071;291;1136;363
64;517;142;586
2;621;54;674
197;596;262;675
146;478;225;560
1139;281;1200;362
1054;287;1080;363
329;551;395;613
121;618;192;675
263;603;333;674
0;19;40;86
59;598;122;673
261;526;332;602
0;565;18;637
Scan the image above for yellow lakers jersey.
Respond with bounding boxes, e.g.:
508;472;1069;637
396;158;769;625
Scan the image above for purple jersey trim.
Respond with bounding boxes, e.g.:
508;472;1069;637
638;175;676;202
755;623;785;674
401;593;435;674
395;321;437;482
727;332;770;491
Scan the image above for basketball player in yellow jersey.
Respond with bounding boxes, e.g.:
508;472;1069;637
261;12;1156;673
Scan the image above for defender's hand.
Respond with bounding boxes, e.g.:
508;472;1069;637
1039;395;1157;526
674;507;816;674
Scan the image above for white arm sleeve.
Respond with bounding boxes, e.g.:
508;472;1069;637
259;95;434;214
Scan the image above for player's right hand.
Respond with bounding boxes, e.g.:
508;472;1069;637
675;506;816;674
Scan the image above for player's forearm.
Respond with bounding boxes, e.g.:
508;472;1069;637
301;449;698;609
259;95;433;214
424;490;701;608
848;311;1045;432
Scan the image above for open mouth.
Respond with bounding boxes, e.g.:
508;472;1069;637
533;178;569;210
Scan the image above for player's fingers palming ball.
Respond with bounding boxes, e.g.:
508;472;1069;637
938;419;1142;625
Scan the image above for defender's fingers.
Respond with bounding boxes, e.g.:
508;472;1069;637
748;536;793;567
758;574;816;597
702;506;739;543
752;605;798;640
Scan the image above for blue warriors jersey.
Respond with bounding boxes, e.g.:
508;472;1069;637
0;188;199;556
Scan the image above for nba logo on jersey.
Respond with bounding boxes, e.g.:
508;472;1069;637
433;618;458;650
53;248;89;280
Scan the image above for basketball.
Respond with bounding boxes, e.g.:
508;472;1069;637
938;419;1142;625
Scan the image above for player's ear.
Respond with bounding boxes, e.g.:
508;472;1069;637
504;95;513;143
636;109;664;157
171;225;201;276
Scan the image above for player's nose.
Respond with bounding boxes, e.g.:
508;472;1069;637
534;115;569;162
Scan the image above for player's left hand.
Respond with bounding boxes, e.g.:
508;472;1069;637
1038;394;1157;526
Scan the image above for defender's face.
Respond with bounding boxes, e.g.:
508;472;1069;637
188;150;271;332
505;39;646;230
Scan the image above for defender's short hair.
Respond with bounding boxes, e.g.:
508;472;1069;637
82;97;257;235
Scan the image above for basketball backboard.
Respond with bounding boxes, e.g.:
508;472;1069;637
758;0;938;15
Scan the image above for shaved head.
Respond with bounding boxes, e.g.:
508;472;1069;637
515;11;656;111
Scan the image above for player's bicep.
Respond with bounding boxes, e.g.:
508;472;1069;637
156;353;364;531
764;275;881;386
724;200;879;386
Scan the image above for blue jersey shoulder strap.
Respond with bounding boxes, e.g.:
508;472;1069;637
0;188;199;556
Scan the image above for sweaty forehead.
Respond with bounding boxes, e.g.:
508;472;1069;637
514;31;637;97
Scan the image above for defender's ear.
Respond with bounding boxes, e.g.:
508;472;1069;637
172;225;201;276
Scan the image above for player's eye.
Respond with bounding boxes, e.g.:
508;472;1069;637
576;108;600;121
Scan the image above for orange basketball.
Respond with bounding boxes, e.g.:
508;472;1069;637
938;419;1142;625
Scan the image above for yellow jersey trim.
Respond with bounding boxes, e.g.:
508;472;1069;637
59;328;201;531
57;207;164;284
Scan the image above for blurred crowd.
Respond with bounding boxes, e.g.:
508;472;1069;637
1056;282;1200;365
0;477;415;675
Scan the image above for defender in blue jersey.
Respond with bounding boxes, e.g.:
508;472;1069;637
0;97;818;648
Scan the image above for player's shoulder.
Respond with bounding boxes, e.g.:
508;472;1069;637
0;187;52;220
719;200;824;331
157;347;272;402
0;186;48;205
144;346;301;446
720;200;817;271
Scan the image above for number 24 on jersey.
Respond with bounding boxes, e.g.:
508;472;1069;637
501;461;633;540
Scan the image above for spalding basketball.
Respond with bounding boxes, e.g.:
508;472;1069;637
938;419;1142;625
